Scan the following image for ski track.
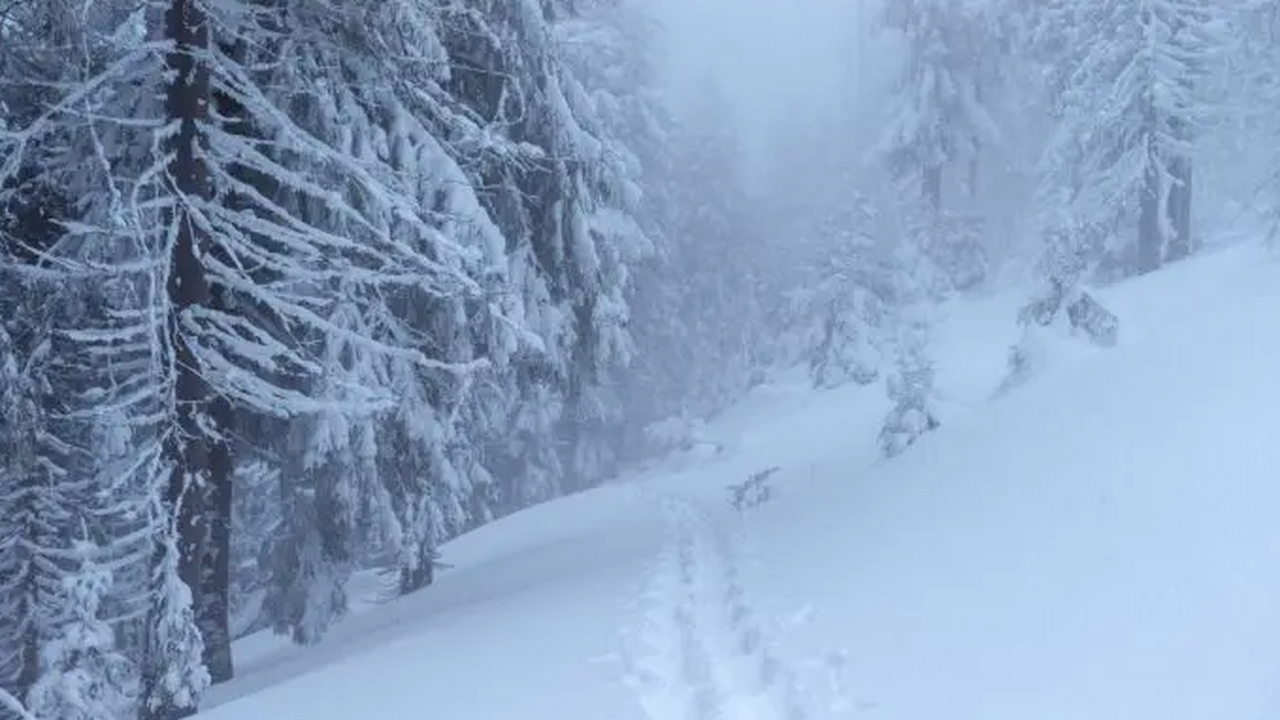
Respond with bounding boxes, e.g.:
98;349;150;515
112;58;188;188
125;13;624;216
623;492;808;720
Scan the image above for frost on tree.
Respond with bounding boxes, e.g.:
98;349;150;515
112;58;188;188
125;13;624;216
26;544;132;720
153;0;514;655
879;321;941;459
622;74;770;433
0;320;44;712
0;0;124;702
430;0;658;496
1;0;682;710
1003;237;1121;391
227;460;278;638
141;525;209;720
1032;0;1227;276
804;194;895;389
1;215;151;720
877;0;1002;293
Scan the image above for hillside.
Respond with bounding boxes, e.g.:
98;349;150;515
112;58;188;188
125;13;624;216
203;242;1280;720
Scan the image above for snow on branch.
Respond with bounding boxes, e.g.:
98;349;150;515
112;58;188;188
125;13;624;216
0;688;37;720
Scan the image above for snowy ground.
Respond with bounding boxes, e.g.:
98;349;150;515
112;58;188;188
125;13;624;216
204;242;1280;720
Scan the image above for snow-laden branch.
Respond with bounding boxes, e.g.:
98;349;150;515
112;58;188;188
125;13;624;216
0;684;38;720
0;42;165;182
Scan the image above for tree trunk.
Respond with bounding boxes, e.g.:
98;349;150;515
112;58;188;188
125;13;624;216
200;419;234;684
198;29;256;689
398;542;435;595
148;0;225;716
923;164;943;218
14;621;36;715
1136;160;1162;275
1165;10;1194;263
969;78;982;200
1166;153;1192;263
1136;104;1163;275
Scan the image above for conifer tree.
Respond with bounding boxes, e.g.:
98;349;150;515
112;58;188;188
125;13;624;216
1033;0;1228;276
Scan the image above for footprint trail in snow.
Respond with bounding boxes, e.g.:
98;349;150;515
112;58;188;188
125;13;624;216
622;495;808;720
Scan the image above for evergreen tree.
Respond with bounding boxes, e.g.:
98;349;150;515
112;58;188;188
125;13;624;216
651;76;768;417
879;0;1001;215
878;317;940;458
26;542;133;720
1;4;153;711
877;0;1004;292
0;317;45;714
1033;0;1228;277
0;0;689;710
804;190;895;390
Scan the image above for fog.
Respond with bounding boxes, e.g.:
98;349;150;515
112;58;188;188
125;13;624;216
649;0;867;174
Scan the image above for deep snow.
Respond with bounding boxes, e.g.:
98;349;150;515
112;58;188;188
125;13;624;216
203;242;1280;720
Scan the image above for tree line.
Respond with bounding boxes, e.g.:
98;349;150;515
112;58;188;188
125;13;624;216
0;1;772;718
2;0;1275;718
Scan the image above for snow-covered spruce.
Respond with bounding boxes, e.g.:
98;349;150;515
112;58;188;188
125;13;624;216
879;320;941;458
805;193;894;390
1030;0;1229;276
26;543;133;720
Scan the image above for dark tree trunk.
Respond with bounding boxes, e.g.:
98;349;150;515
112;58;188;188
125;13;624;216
1165;12;1194;264
1136;161;1162;275
398;542;436;595
15;620;36;714
1166;153;1192;263
197;29;257;690
923;164;943;218
969;78;982;200
146;0;226;717
200;418;234;684
1136;107;1163;276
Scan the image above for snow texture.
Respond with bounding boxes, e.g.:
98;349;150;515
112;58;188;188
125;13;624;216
197;241;1280;720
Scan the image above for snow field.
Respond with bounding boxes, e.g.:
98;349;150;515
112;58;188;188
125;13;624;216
206;242;1280;720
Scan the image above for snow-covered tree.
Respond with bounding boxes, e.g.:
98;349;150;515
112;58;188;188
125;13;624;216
26;542;133;720
1002;264;1120;392
876;0;1007;293
4;0;535;709
878;317;941;458
804;191;896;389
635;76;768;418
227;460;277;638
0;317;45;711
1224;1;1280;247
1033;0;1230;277
552;0;686;462
1;4;154;707
426;0;662;494
140;525;209;720
0;0;697;710
878;0;1003;211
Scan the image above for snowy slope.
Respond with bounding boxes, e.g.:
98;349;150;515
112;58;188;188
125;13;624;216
203;242;1280;720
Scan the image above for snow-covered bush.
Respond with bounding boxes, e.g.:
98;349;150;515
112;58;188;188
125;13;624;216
1002;276;1120;392
878;321;941;458
728;467;780;511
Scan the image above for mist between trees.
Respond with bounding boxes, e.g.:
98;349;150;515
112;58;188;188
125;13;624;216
0;0;1266;718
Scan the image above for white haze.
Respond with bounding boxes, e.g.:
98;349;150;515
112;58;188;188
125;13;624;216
650;0;865;177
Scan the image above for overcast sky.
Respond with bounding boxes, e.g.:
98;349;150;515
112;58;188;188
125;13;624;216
648;0;866;169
